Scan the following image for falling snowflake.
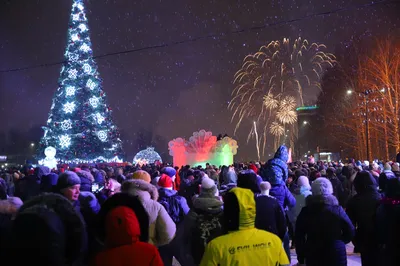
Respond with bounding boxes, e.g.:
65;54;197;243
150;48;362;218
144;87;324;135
59;135;71;148
78;23;87;32
63;102;76;114
61;119;72;130
83;63;92;73
89;97;99;108
97;131;108;142
71;34;79;42
72;13;80;21
66;86;76;96
68;69;78;79
86;79;96;90
95;112;105;124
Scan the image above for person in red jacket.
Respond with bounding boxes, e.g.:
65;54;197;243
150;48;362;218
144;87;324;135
93;193;163;266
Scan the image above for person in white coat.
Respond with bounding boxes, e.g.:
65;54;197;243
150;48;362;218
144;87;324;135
121;173;176;247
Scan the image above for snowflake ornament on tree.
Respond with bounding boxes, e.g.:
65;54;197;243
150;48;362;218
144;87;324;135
95;112;105;124
66;86;76;96
80;43;91;52
97;131;108;142
86;79;96;90
59;135;71;148
61;119;73;130
83;63;92;73
63;102;76;114
71;34;79;42
89;97;99;108
78;23;87;32
72;14;80;21
68;69;78;79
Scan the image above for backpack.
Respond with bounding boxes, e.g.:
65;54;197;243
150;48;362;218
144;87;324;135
159;195;183;224
191;211;223;264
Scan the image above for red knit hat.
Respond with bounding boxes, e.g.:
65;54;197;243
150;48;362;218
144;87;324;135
158;174;173;188
249;164;258;174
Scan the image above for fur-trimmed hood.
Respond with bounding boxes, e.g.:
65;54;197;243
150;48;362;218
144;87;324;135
0;197;23;215
121;179;159;201
306;194;339;206
77;170;94;183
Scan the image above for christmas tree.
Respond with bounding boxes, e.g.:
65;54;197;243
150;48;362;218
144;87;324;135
38;0;123;163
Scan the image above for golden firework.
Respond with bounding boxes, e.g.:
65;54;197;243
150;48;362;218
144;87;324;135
270;122;285;136
230;37;334;155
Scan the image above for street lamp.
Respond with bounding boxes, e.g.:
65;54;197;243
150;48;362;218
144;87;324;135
303;121;308;125
30;143;35;147
347;90;353;95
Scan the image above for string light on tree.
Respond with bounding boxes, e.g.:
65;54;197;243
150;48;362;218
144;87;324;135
68;69;78;79
38;0;123;163
66;86;76;96
61;119;73;130
59;135;71;149
89;97;99;108
63;102;76;114
97;131;108;142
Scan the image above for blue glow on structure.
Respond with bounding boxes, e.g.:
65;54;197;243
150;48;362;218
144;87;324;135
296;105;318;111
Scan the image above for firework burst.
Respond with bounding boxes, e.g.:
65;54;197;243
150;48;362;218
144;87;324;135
230;37;335;155
270;122;285;136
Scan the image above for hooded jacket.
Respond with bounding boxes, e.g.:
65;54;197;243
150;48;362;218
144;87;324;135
295;194;355;266
200;187;289;266
261;145;289;184
93;203;163;266
121;179;176;246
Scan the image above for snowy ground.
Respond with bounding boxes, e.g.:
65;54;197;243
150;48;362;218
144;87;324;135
172;243;362;266
290;243;361;266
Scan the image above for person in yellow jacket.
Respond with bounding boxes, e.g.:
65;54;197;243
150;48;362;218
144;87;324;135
200;187;290;266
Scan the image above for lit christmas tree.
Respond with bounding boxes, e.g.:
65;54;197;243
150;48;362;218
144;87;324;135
38;0;123;163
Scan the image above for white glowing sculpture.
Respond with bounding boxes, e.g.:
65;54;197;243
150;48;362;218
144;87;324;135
41;146;58;170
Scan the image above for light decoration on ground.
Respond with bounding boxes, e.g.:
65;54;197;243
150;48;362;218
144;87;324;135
168;129;238;167
37;0;123;163
63;102;76;113
59;135;71;148
133;147;163;164
66;86;76;96
61;119;73;130
97;130;108;142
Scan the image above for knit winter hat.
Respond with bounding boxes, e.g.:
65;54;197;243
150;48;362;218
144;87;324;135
200;176;218;198
392;163;400;172
259;181;271;191
56;171;81;191
297;176;311;190
131;170;151;183
311;177;333;196
158;174;173;188
161;167;176;178
384;163;392;171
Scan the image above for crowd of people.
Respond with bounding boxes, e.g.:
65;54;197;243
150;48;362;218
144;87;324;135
0;145;400;266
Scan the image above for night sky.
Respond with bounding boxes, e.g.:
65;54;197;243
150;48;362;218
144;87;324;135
1;0;399;161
